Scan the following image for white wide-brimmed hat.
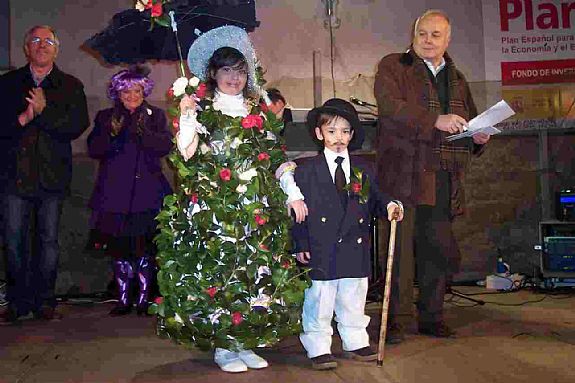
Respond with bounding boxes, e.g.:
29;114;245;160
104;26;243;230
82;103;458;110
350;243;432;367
187;25;258;91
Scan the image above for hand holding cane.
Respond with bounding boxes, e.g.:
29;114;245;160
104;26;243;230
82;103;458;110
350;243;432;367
377;214;398;366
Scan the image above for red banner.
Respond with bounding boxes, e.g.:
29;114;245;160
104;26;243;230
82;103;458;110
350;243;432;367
501;59;575;85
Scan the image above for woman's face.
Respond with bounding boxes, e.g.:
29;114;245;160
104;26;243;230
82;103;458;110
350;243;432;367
119;85;144;112
212;63;248;96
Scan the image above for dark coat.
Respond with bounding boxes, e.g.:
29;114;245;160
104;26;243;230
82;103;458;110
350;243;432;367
87;103;172;214
291;154;393;280
373;51;480;211
0;64;89;195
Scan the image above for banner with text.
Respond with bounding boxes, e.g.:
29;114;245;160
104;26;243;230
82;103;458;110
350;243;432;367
483;0;575;85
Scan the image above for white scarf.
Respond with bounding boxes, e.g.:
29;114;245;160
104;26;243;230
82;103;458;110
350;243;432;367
212;89;248;118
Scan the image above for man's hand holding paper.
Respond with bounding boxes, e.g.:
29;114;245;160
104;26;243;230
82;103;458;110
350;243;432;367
446;100;515;142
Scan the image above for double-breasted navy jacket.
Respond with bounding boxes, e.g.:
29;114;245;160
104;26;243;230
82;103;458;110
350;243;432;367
291;154;394;280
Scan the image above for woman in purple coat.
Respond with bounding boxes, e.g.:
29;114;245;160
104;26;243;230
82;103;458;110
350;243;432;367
87;66;173;316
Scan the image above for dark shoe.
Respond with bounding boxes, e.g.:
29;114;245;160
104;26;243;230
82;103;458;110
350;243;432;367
109;305;132;316
136;304;150;316
310;354;337;370
343;346;377;362
418;322;455;338
34;306;63;321
386;322;405;344
0;308;19;326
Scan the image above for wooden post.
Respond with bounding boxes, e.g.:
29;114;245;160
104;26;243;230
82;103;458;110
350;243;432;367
313;50;322;107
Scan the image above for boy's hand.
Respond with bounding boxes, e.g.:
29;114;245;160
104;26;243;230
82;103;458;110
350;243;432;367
387;202;404;222
296;251;311;264
288;199;308;223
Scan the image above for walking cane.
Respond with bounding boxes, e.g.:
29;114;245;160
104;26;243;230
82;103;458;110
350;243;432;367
377;216;398;366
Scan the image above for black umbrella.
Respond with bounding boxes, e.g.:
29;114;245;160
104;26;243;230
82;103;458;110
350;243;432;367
83;0;259;73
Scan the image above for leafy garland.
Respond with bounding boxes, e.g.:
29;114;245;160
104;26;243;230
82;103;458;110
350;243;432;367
151;71;309;351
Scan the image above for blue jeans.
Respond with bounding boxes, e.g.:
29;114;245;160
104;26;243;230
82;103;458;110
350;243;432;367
3;193;63;315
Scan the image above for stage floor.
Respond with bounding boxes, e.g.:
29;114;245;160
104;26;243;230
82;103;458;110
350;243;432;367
1;286;574;383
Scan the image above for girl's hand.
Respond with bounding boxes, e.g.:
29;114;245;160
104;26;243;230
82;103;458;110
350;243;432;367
296;252;311;264
179;94;196;115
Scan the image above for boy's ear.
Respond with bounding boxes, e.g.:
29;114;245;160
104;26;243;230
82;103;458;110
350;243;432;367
314;127;324;141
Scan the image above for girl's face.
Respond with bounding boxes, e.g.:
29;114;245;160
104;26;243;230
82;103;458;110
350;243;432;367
119;85;144;112
213;63;248;96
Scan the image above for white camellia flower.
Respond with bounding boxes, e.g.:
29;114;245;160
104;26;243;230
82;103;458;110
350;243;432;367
189;76;200;87
230;137;243;149
238;168;258;181
174;313;184;324
199;143;211;155
236;184;247;194
172;77;189;97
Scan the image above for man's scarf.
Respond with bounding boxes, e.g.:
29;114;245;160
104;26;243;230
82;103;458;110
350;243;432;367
413;52;472;215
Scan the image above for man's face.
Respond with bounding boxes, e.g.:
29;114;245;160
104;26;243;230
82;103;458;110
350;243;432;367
412;15;450;65
25;27;58;68
315;116;353;154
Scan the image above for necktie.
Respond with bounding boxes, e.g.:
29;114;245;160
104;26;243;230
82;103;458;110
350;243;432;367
335;156;347;209
335;156;346;192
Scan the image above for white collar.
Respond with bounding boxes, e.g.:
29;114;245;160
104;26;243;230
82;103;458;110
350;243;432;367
212;89;248;118
323;147;349;164
423;57;446;77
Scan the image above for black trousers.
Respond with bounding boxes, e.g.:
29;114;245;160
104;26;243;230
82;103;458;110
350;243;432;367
383;170;460;325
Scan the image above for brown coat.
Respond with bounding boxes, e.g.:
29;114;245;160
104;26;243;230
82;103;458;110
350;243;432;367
374;50;480;215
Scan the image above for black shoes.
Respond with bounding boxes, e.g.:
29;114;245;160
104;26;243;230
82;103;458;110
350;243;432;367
0;308;19;326
386;322;405;344
33;306;63;321
109;305;132;316
342;346;377;361
310;354;338;370
418;321;456;338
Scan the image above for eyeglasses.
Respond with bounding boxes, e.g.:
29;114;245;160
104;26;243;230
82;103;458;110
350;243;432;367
29;37;58;46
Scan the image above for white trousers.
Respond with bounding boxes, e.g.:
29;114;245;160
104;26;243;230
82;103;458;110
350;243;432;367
300;277;370;358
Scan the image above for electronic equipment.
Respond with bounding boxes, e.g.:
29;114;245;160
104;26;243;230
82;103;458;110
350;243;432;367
556;188;575;221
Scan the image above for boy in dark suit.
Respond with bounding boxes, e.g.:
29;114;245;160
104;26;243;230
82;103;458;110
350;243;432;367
291;98;403;370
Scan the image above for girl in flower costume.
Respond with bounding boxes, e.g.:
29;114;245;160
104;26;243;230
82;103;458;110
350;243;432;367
153;26;308;373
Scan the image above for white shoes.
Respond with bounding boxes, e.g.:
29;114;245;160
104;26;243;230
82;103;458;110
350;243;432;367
214;348;247;373
238;349;269;369
214;348;269;372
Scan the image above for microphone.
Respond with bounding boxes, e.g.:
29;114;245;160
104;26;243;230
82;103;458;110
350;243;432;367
350;97;376;108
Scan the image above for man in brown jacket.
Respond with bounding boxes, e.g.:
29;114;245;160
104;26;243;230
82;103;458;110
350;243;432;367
374;10;489;341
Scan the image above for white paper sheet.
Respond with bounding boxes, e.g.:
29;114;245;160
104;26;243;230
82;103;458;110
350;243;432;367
446;100;515;142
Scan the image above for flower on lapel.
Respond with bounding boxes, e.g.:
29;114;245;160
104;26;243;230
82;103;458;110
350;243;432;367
345;167;370;204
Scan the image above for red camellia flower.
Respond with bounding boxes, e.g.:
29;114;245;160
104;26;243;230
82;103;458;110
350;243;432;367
241;115;264;130
145;0;153;9
281;260;291;269
205;286;217;299
231;311;243;326
255;215;267;226
257;152;270;161
219;168;232;182
154;296;163;304
151;2;163;17
189;193;198;204
351;182;362;193
259;102;269;113
195;83;207;99
166;88;174;99
172;117;179;129
259;243;269;251
280;144;287;152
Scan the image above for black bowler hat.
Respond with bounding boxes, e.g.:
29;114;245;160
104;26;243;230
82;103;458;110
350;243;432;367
306;98;365;151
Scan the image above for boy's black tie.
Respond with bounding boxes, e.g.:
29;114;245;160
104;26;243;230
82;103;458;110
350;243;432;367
335;156;347;208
